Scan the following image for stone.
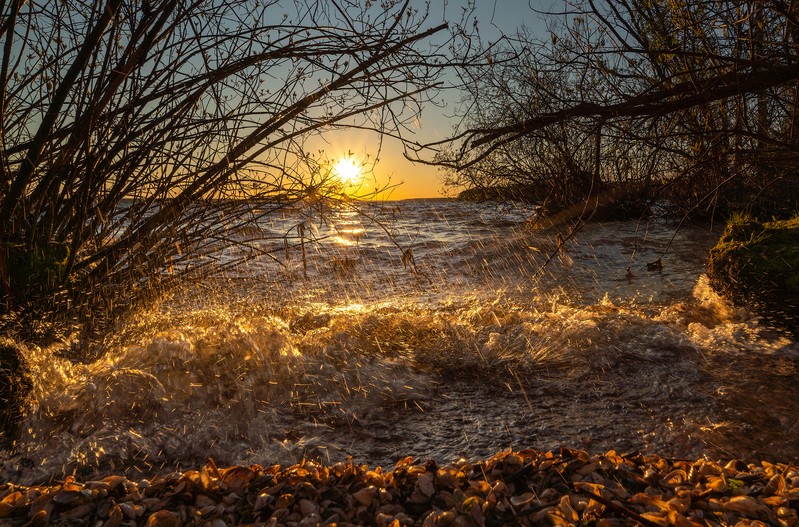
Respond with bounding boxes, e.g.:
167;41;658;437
0;341;31;447
707;214;799;334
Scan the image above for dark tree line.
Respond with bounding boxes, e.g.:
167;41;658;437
0;0;467;343
422;0;799;220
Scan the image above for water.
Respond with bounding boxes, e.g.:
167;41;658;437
2;199;798;484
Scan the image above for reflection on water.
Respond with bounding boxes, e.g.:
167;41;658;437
1;200;797;484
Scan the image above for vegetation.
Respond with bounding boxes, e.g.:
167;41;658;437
420;1;799;222
0;0;467;346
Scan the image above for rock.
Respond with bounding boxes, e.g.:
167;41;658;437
707;214;799;334
0;341;31;447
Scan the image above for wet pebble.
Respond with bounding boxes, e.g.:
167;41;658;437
0;449;797;526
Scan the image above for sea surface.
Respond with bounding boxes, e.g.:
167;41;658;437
2;198;798;484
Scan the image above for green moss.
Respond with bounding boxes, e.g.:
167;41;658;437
707;215;799;333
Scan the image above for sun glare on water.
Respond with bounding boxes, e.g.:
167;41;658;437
333;157;362;185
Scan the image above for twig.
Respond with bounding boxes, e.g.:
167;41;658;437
572;486;662;527
298;223;307;280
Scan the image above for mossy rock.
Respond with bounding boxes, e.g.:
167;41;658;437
707;215;799;333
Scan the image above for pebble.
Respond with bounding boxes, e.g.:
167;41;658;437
0;449;797;526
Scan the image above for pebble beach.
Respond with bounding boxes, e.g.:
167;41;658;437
2;449;797;526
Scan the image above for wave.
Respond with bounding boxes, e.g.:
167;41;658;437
4;268;796;485
3;204;796;484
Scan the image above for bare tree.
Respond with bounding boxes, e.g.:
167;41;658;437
0;0;459;342
420;0;799;219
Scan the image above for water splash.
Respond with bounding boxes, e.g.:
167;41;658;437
2;202;797;484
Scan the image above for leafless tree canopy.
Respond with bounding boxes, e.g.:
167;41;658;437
0;0;460;340
422;0;799;218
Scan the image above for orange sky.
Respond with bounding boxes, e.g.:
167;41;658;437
313;125;453;201
324;0;547;200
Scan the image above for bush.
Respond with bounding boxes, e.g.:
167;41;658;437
0;0;454;347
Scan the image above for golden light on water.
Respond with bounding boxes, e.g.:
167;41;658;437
332;156;362;185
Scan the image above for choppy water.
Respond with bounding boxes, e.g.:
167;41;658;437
2;199;798;484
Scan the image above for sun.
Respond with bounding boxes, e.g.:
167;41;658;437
332;157;362;185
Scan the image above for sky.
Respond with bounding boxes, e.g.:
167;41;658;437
336;1;553;200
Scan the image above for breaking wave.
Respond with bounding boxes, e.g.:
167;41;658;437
2;201;797;484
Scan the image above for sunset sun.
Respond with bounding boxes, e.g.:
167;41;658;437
332;156;362;185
